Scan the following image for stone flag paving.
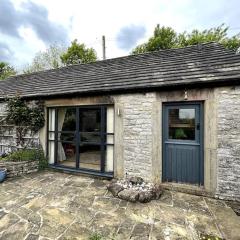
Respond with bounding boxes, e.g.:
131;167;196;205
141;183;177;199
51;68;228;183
0;170;239;240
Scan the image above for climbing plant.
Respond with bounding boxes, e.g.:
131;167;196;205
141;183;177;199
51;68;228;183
5;96;45;146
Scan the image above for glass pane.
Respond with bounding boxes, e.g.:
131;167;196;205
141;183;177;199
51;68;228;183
80;132;100;143
105;145;113;172
80;109;101;132
58;142;76;168
79;144;101;171
58;108;76;132
106;134;114;144
48;109;55;131
169;108;195;140
107;106;114;134
48;141;55;164
48;132;55;141
58;132;75;142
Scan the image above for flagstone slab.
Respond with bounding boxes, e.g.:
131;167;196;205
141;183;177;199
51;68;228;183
0;170;239;240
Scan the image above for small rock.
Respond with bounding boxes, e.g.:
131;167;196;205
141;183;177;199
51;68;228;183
129;176;144;185
107;183;124;197
25;234;39;240
151;184;163;199
118;189;139;202
138;191;154;203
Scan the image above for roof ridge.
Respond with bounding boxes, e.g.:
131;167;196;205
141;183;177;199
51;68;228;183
1;41;239;99
5;42;226;81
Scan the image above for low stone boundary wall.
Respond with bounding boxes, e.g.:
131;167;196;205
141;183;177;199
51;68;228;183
0;160;39;178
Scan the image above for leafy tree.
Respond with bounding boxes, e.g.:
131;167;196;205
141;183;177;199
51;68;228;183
132;24;240;54
147;25;178;51
61;39;97;65
0;62;16;80
23;44;66;74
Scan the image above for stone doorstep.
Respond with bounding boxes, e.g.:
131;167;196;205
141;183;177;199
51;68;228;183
161;182;214;198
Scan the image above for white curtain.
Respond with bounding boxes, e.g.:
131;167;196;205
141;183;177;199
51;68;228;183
58;108;67;161
106;106;114;172
48;109;55;164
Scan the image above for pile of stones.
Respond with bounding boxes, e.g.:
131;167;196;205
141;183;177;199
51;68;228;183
107;176;162;203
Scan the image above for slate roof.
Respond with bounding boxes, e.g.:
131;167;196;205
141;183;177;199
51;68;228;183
0;42;240;99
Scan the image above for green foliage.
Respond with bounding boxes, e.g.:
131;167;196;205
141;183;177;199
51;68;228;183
61;39;97;65
1;148;48;170
0;62;16;80
5;96;45;146
4;148;36;161
177;25;227;47
89;233;103;240
175;128;187;139
36;148;48;170
147;25;178;51
6;96;30;126
132;24;240;54
23;44;66;73
29;103;45;133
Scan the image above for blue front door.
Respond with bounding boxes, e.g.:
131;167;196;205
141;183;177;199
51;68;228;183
163;102;203;185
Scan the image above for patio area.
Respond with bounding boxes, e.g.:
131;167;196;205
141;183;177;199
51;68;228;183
0;170;239;240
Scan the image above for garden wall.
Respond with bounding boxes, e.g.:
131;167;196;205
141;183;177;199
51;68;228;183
0;160;39;178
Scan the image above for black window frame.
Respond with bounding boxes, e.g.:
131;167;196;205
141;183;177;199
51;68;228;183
46;105;114;175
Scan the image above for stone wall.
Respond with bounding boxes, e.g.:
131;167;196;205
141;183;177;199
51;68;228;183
0;160;39;178
1;87;239;200
216;86;240;201
114;93;156;181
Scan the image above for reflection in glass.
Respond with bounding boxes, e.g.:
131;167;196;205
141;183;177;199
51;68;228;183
169;108;195;140
80;109;101;132
59;133;75;142
80;132;100;143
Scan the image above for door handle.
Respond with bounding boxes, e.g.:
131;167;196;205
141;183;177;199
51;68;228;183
196;123;200;130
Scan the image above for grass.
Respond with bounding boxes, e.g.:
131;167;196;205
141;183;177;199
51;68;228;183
89;233;103;240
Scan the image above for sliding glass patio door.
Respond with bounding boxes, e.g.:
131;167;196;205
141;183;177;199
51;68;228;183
47;105;114;174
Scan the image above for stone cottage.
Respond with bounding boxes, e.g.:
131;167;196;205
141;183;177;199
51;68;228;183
0;42;239;201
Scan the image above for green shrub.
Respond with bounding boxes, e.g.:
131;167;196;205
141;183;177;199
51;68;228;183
2;148;48;170
37;149;48;170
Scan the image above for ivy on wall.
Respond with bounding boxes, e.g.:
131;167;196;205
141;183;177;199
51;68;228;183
5;96;45;146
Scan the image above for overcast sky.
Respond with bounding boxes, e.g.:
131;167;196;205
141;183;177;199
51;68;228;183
0;0;239;70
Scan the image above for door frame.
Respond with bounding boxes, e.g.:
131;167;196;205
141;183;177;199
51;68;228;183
162;101;204;185
46;105;114;174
